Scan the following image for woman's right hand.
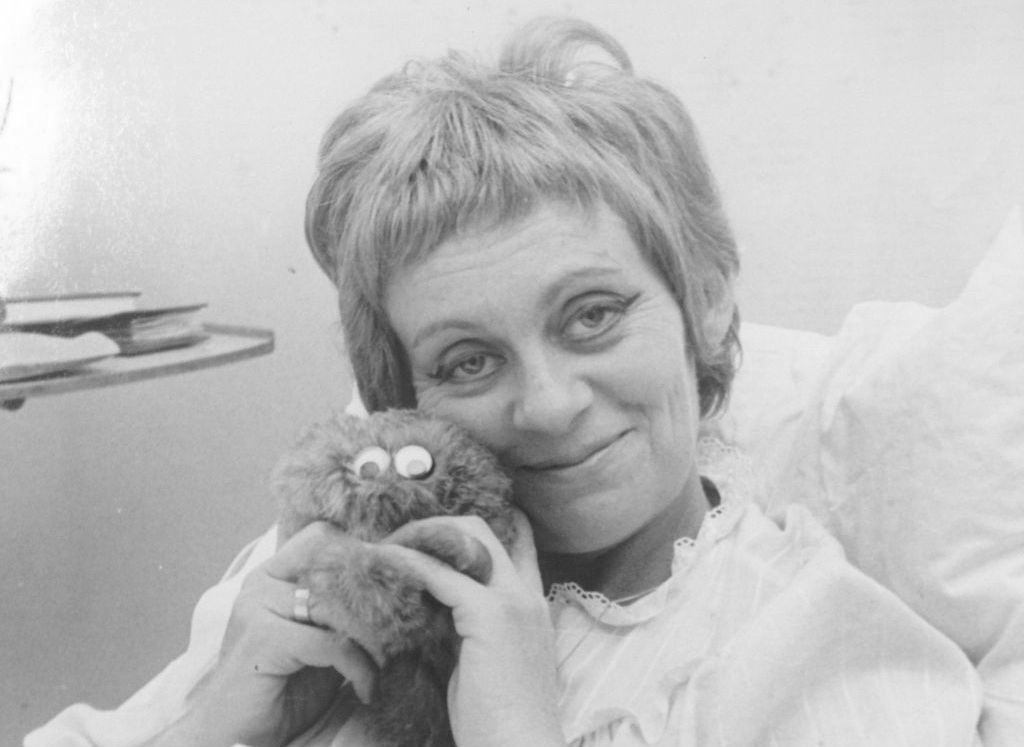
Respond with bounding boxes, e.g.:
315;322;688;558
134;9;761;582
378;510;564;747
149;522;379;747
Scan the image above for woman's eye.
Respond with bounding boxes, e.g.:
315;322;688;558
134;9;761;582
433;351;501;383
577;305;616;328
454;354;488;376
565;297;631;340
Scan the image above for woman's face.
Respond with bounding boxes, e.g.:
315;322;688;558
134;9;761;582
384;203;704;554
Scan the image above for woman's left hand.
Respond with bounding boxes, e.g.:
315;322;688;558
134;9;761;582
379;509;564;747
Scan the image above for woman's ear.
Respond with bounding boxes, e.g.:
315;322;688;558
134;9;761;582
702;280;736;348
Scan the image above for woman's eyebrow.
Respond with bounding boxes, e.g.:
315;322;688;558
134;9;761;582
411;319;481;350
410;265;624;350
539;265;623;306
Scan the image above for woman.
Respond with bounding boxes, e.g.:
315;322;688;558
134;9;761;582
28;16;983;747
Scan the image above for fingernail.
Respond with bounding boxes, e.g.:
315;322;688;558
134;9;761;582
354;677;375;704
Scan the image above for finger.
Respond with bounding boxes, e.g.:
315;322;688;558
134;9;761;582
372;542;485;612
264;521;355;581
234;577;380;704
507;509;542;594
297;627;378;704
385;522;494;582
253;615;379;704
241;574;313;623
250;574;361;652
387;515;517;583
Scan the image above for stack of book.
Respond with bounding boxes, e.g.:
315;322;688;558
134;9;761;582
0;291;209;356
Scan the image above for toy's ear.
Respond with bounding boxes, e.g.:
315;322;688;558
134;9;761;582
345;385;369;418
702;279;736;349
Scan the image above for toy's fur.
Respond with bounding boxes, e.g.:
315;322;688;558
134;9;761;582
272;409;516;747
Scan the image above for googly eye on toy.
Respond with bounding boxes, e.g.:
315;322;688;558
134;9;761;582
394;444;433;479
352;446;390;479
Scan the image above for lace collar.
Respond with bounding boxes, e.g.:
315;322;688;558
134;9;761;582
545;438;756;626
546;439;762;744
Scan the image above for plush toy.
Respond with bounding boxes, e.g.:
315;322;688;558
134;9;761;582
272;409;517;747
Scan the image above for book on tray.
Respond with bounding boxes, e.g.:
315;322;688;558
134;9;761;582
0;291;141;326
0;332;121;384
1;294;209;356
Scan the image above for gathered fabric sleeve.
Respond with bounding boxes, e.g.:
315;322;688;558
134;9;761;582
679;506;985;746
23;527;279;747
553;503;985;747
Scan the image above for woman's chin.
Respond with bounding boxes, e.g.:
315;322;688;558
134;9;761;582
524;503;644;556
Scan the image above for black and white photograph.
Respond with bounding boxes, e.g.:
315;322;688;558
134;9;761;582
2;1;1023;745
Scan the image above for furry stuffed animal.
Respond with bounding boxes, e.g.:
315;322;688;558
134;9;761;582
272;409;516;747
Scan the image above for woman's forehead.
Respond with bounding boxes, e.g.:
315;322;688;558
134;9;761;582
384;204;643;316
385;200;655;344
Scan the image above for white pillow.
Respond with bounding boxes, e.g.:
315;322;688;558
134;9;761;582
717;208;1023;745
699;321;834;512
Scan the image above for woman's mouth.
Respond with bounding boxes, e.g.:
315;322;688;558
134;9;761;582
518;430;631;474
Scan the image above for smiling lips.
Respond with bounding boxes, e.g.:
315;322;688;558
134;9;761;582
519;431;630;473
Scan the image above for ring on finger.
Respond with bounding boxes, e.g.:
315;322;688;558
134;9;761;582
292;587;312;625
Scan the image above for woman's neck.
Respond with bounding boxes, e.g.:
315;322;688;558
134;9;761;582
537;470;711;601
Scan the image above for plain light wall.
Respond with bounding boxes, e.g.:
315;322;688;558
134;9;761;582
1;0;1022;742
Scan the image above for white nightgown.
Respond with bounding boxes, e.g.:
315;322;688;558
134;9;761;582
25;443;984;746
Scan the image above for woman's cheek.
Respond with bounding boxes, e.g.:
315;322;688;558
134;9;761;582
415;384;446;414
419;388;509;454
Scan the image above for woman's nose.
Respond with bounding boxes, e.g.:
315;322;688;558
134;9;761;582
510;352;593;434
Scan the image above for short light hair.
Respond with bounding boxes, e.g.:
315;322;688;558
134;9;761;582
306;16;740;416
